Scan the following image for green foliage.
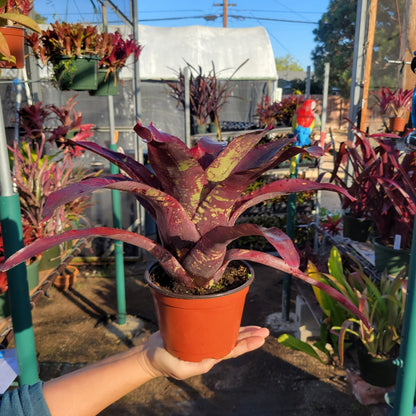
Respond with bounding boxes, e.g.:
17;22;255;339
312;0;357;98
275;54;304;71
277;333;327;364
312;0;405;98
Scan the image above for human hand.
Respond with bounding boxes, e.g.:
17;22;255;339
139;326;269;380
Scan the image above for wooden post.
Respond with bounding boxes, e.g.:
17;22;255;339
360;0;378;131
402;0;416;91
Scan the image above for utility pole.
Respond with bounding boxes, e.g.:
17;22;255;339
213;1;236;27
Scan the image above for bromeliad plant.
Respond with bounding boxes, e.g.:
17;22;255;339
0;123;369;324
95;31;142;82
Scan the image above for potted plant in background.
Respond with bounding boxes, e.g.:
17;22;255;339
0;0;40;68
322;123;375;242
323;122;416;269
167;66;210;134
90;30;142;96
255;94;300;128
26;21;100;90
13;97;96;273
370;86;413;133
280;246;405;388
0;122;371;362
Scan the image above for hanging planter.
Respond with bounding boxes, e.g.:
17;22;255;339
145;261;254;362
89;69;119;96
52;55;99;91
0;26;25;68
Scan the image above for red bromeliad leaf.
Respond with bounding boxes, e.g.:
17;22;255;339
182;224;299;280
67;140;160;187
45;179;201;256
0;228;196;288
205;127;272;182
189;136;227;169
214;249;370;329
192;138;297;233
230;179;355;225
43;175;128;219
134;123;208;217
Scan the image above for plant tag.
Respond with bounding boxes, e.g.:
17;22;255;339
394;234;401;250
0;349;18;394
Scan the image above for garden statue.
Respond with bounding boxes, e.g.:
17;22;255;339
292;98;317;147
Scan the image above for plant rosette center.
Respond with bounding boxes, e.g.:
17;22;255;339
148;261;251;296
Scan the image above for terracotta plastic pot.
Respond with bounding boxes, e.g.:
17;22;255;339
145;261;254;362
389;116;407;133
0;26;25;68
54;265;78;291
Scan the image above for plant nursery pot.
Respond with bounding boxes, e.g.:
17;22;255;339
196;123;207;134
54;265;78;291
145;261;254;362
26;259;40;291
358;349;397;387
53;55;99;91
0;26;25;68
89;69;119;96
373;238;410;276
209;122;218;134
39;245;62;273
389;116;407;133
0;289;10;319
342;214;372;242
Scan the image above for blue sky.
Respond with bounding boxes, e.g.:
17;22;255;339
33;0;331;70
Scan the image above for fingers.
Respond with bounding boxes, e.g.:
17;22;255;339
225;326;270;360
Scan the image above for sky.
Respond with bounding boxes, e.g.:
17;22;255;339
32;0;331;70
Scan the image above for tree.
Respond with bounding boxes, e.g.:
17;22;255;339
275;55;304;71
312;0;357;98
312;0;405;98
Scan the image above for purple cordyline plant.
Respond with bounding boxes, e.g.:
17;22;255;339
0;122;370;325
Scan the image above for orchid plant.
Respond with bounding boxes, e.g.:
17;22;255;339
0;123;370;325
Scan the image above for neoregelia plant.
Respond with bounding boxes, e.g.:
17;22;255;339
0;123;369;324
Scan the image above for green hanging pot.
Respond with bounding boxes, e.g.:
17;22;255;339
53;55;99;91
89;69;119;96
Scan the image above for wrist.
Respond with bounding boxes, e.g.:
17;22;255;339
133;343;163;380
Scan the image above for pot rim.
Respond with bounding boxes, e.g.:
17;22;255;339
145;260;254;300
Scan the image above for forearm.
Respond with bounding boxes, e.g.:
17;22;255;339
43;345;155;416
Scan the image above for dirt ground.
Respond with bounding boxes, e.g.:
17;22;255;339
25;259;390;416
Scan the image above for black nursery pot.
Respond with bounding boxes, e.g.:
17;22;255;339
342;214;372;242
358;349;397;387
